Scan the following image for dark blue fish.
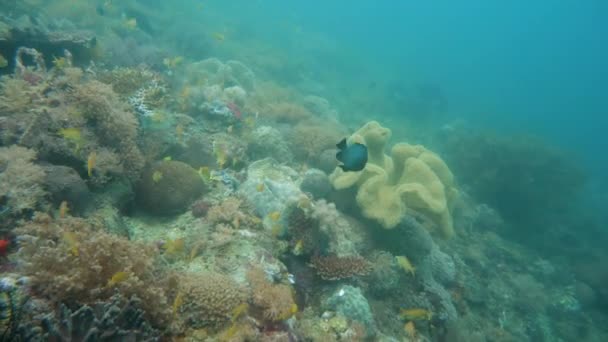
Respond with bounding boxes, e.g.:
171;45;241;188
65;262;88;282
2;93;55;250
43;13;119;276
335;138;368;172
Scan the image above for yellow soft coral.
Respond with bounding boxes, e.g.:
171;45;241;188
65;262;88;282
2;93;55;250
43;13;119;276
329;121;457;238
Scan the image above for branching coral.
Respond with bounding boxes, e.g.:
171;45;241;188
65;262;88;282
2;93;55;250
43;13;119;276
247;267;298;322
0;145;46;216
310;255;372;281
15;213;172;326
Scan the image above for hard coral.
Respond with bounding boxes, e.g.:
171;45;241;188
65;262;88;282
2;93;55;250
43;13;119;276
310;255;372;281
15;213;172;326
291;121;343;164
136;160;205;215
177;272;247;329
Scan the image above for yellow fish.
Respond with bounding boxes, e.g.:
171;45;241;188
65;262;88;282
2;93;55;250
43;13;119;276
293;239;304;256
400;308;432;321
227;125;233;133
59;127;84;151
163;156;172;161
396;255;416;277
107;271;129;287
163;56;183;69
268;211;281;221
87;151;96;177
59;201;69;218
404;321;416;339
243;116;256;128
271;223;283;237
231;303;248;322
175;124;184;144
63;231;79;257
124;18;137;30
152;171;163;183
214;146;227;168
163;238;185;255
0;53;8;68
256;183;265;192
52;56;68;70
212;32;225;42
172;292;184;315
198;166;211;182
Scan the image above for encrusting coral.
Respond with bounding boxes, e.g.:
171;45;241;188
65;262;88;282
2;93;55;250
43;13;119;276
329;121;458;238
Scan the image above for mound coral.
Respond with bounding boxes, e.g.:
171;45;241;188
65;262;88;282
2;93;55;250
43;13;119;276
310;255;372;281
291;121;344;164
329;121;458;238
176;272;247;329
136;160;205;215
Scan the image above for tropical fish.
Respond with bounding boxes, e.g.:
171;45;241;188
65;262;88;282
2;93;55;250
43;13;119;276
175;124;184;144
59;201;69;218
400;308;432;321
268;211;281;221
87;151;96;177
152;171;163;183
227;125;233;133
63;232;79;257
256;183;265;192
163;238;185;255
124;17;137;30
336;138;368;172
198;166;211;182
231;303;248;322
214;144;228;168
59;127;84;151
172;292;184;315
163;56;184;69
293;239;304;255
107;271;129;287
404;321;416;339
163;156;172;161
0;54;8;68
396;255;416;277
213;32;225;42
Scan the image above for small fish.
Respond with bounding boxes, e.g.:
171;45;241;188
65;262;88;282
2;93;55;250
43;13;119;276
163;56;184;69
268;211;281;221
293;239;304;255
163;238;185;255
175;124;184;144
396;256;416;277
198;166;211;182
213;32;225;42
0;54;8;68
152;171;163;183
335;138;368;172
59;127;84;151
0;239;9;257
124;17;137;30
107;271;129;287
404;321;416;339
227;125;233;133
59;201;69;218
172;292;184;315
163;156;172;161
400;308;432;321
271;223;283;237
87;151;96;177
231;303;248;322
243;116;256;128
63;231;79;257
214;145;228;168
256;183;265;192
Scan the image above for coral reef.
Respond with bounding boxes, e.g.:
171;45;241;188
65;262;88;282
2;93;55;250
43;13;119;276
330;121;458;238
323;285;376;337
0;145;46;222
300;168;332;199
310;255;372;281
15;213;172;326
136;160;205;215
246;125;293;163
247;266;298;322
176;272;247;329
311;199;369;257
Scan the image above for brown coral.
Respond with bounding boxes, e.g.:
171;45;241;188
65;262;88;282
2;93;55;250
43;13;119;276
247;267;298;322
309;255;372;281
0;145;46;215
206;196;260;230
291;121;343;163
177;272;248;329
15;213;172;326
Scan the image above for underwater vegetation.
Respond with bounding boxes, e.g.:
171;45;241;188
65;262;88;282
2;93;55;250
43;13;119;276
0;1;605;341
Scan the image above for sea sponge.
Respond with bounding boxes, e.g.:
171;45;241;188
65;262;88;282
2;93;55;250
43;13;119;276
329;121;457;238
136;160;205;215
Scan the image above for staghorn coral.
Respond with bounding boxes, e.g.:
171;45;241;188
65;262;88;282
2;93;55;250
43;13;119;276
176;272;247;329
310;255;372;281
15;213;172;326
0;145;46;217
330;121;458;238
247;267;298;322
